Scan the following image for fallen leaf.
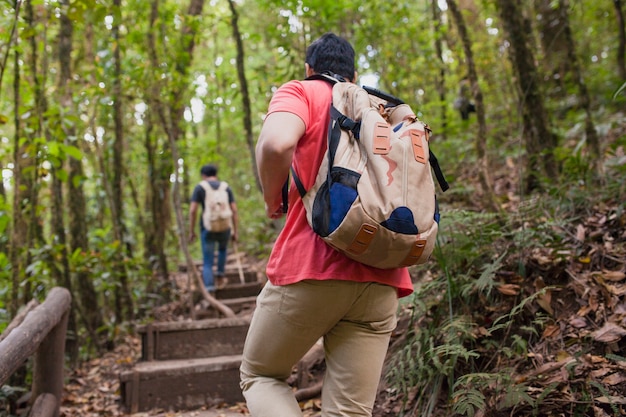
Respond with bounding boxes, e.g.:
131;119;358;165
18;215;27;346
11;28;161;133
595;395;626;404
576;224;586;241
536;290;554;315
603;270;626;282
587;355;609;365
591;368;612;378
602;372;626;386
497;283;520;295
602;283;626;296
592;405;611;417
542;324;560;338
591;323;626;343
569;316;587;328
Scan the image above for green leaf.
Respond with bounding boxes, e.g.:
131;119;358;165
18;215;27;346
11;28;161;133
63;144;83;161
48;141;60;157
614;81;626;100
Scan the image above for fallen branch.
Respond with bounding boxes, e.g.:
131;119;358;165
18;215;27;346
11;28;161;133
195;272;236;318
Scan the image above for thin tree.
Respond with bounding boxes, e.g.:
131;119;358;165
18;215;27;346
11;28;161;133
447;0;498;211
227;0;261;192
142;0;173;298
494;0;558;192
57;0;104;352
615;0;626;80
0;0;21;97
9;17;27;318
558;0;600;166
25;0;84;361
431;0;448;137
13;0;48;311
110;0;134;323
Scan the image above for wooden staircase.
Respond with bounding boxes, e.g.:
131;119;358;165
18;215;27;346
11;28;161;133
119;261;263;413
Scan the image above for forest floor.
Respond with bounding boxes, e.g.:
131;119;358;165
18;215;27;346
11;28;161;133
58;138;626;416
58;195;626;417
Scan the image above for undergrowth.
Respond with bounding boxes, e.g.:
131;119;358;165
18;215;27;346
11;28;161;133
384;141;625;416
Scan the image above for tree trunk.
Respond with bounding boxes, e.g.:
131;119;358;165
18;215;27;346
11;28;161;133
111;0;134;324
11;0;45;315
228;0;261;193
0;167;5;255
558;0;600;166
44;0;85;363
533;0;569;97
431;0;447;138
144;0;173;298
447;0;499;211
615;0;626;81
10;49;27;317
0;1;21;95
495;0;558;192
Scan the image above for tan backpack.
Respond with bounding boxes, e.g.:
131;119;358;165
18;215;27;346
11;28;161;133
290;75;449;269
198;181;233;232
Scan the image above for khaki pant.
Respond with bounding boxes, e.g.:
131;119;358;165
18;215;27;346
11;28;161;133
240;279;398;417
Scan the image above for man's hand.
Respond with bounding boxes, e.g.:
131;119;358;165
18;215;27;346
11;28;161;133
266;203;285;219
189;231;196;243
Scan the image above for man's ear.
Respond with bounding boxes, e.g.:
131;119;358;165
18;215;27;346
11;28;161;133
305;63;315;78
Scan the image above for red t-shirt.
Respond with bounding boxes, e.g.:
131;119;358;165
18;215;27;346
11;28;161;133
263;79;413;298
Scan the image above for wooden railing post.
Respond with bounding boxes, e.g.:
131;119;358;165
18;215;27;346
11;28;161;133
0;287;71;417
31;306;69;417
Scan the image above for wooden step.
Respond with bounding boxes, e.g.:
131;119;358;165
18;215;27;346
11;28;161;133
220;269;259;284
178;259;257;279
138;317;250;361
195;296;257;319
119;355;243;413
215;281;263;299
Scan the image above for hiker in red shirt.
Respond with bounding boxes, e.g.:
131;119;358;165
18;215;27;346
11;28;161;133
240;33;413;416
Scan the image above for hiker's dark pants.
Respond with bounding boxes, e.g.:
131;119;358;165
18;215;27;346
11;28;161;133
200;228;230;290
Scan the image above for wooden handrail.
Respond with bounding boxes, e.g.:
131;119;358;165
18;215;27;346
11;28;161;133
0;287;72;417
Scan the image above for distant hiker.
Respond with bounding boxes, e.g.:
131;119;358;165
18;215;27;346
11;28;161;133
189;163;238;292
453;77;476;120
240;32;413;417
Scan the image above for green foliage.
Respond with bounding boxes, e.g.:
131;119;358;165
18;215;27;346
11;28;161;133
0;195;10;240
0;4;624;413
386;200;588;415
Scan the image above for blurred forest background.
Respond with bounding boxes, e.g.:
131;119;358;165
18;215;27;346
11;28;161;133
0;0;625;415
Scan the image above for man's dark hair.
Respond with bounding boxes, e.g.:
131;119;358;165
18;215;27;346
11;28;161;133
305;33;355;81
200;164;218;177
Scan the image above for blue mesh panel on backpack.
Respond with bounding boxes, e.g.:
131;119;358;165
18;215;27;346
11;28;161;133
328;168;359;233
329;182;357;233
381;206;419;234
311;182;331;237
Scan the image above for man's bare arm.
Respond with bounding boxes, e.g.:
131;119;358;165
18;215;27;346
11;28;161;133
256;111;305;218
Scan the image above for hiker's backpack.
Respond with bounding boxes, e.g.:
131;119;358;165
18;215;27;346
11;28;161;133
290;75;449;269
198;181;233;232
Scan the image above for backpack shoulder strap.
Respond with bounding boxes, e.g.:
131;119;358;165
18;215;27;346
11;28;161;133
198;180;211;192
429;150;450;192
305;72;344;84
